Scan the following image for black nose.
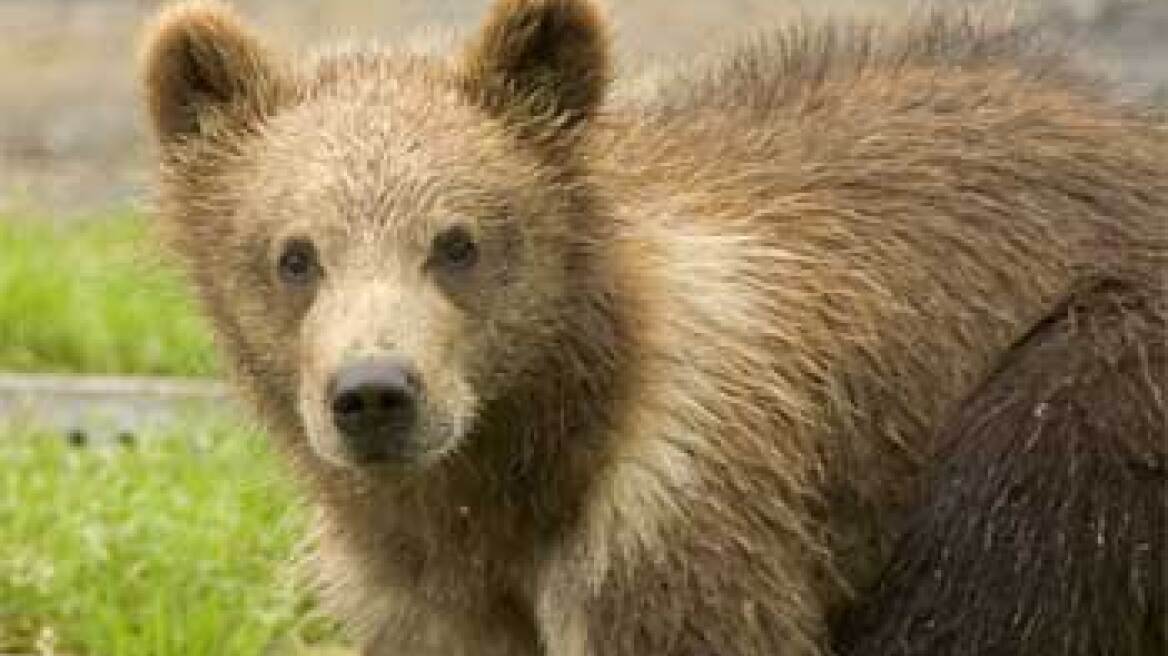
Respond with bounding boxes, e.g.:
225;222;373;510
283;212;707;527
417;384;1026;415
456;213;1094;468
330;357;420;463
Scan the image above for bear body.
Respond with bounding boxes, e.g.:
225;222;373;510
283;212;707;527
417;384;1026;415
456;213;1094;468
141;1;1166;654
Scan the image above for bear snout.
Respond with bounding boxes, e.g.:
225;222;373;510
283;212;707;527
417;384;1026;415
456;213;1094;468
328;356;421;464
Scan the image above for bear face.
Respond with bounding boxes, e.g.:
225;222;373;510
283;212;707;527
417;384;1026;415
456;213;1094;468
142;0;616;470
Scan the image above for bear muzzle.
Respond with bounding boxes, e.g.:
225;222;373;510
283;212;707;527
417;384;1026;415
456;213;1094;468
328;356;422;465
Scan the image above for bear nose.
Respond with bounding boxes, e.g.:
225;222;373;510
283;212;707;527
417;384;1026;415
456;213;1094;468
329;357;420;463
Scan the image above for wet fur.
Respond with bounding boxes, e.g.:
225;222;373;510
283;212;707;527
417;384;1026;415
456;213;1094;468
141;1;1167;654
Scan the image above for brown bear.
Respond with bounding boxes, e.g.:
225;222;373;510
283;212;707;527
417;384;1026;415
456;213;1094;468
139;1;1167;654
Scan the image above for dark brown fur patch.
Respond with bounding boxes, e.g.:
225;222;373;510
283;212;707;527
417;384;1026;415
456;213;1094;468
834;279;1167;655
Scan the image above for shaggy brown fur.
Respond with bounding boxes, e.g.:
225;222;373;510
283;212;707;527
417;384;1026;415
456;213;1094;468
140;1;1167;654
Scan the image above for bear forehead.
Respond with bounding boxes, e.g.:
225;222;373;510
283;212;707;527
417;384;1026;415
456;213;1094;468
242;104;544;236
252;92;531;203
273;74;504;156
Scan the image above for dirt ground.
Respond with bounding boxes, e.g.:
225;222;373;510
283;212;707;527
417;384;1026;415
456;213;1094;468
1;0;1165;215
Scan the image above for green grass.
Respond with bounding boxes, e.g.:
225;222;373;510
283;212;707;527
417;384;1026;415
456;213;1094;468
0;212;348;653
0;420;347;656
0;213;218;376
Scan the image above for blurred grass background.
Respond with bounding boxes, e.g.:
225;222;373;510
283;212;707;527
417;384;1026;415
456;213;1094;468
0;421;339;656
0;215;215;376
0;1;1165;654
0;213;341;654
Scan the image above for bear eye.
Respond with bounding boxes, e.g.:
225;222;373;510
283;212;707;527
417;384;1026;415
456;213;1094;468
431;226;479;270
277;238;321;286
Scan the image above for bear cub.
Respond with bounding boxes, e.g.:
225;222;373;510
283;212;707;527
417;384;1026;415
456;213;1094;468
141;1;1166;654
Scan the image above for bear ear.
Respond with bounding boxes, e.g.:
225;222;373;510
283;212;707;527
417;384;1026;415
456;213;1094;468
139;1;293;144
460;0;611;127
